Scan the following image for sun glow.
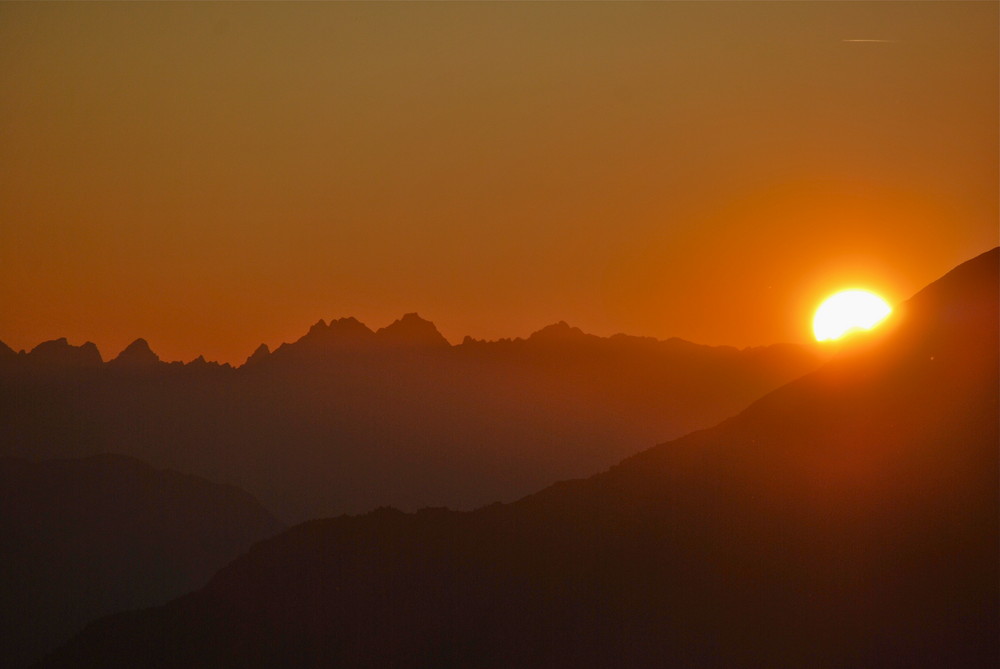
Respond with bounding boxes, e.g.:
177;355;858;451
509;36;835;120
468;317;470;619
813;290;892;341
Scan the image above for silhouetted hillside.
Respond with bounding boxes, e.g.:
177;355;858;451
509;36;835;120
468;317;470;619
25;338;102;369
0;454;282;669
107;338;162;370
0;316;820;522
39;248;998;667
0;340;17;360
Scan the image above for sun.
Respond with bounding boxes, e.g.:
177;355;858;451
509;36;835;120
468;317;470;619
813;289;892;341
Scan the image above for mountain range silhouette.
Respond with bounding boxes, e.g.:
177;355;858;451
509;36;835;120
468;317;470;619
0;317;820;522
35;248;999;667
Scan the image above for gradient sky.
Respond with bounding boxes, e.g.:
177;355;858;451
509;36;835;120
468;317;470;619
2;2;996;364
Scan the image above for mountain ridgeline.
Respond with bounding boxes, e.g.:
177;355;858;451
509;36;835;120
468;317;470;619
39;248;999;667
0;318;821;522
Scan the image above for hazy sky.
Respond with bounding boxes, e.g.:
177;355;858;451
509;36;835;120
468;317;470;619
2;2;996;363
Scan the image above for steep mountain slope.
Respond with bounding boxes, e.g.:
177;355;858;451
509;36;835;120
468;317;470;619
40;249;998;668
0;455;283;668
0;318;820;522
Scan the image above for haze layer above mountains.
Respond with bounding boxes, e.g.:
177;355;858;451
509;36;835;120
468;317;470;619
39;250;998;668
0;321;820;522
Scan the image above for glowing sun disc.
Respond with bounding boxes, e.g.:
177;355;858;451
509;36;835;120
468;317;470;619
813;290;892;341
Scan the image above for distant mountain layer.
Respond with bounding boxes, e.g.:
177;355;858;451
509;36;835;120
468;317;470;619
0;317;821;522
39;248;998;667
0;454;282;669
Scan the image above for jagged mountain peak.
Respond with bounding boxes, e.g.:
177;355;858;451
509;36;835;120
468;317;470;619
186;355;231;369
244;343;271;366
328;316;375;337
528;321;589;342
109;338;160;368
330;316;366;327
288;316;376;351
375;313;450;348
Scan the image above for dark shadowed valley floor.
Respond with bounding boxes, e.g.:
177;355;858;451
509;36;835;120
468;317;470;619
0;455;282;668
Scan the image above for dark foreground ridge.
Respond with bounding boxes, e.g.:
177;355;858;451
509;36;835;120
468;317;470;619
1;317;821;522
39;250;999;667
0;454;283;669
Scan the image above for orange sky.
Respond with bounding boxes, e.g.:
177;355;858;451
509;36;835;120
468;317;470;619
1;2;996;364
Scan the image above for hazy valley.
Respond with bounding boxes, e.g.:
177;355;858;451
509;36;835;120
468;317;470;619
1;319;820;523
